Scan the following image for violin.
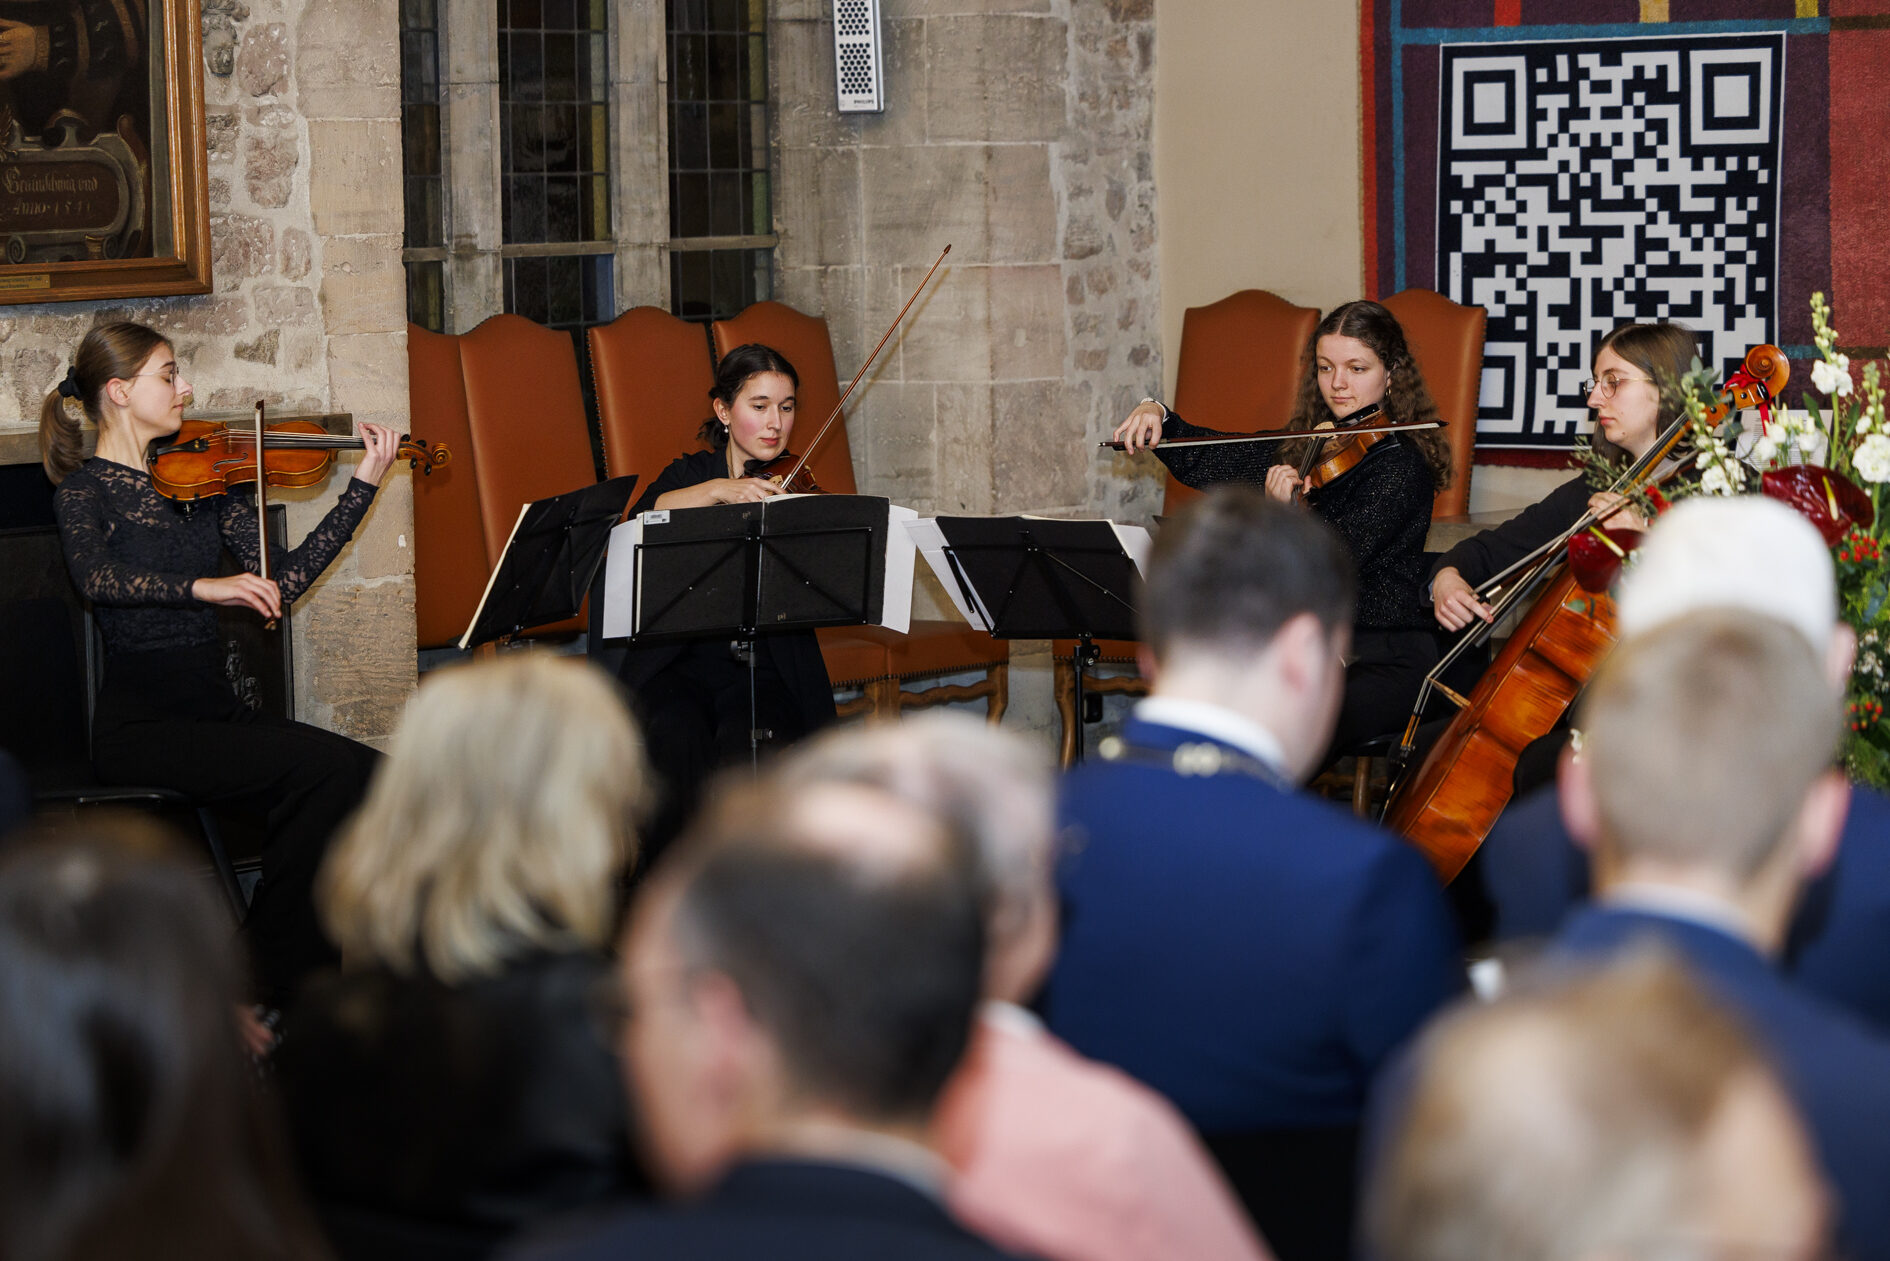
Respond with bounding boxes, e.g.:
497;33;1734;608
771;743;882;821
149;415;449;500
1381;344;1790;880
148;402;451;631
1293;403;1386;498
742;452;822;494
1099;409;1438;454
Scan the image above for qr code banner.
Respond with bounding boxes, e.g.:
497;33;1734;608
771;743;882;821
1437;34;1784;451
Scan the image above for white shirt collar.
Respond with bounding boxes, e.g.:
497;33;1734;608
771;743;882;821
1601;882;1758;947
1132;696;1289;776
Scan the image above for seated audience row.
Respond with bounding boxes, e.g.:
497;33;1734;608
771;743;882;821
8;484;1890;1261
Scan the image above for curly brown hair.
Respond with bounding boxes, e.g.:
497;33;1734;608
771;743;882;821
1279;300;1453;490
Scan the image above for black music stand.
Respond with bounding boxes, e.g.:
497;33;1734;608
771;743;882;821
459;475;637;651
626;495;892;763
932;516;1142;762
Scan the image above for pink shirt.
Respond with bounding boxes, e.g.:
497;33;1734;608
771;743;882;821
936;1003;1274;1261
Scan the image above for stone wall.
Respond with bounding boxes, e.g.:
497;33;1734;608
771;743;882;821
0;0;416;744
771;0;1163;524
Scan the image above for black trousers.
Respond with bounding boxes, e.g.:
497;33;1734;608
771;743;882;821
1324;628;1442;763
90;646;378;1003
631;640;809;869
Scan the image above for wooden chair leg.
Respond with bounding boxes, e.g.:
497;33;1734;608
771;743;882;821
864;677;900;721
1351;755;1374;818
1053;657;1078;770
984;663;1009;725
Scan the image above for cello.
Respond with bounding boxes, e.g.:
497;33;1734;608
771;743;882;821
1382;344;1789;880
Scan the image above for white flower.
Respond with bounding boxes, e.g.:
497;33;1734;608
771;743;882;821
1749;434;1780;465
1854;432;1890;484
1700;463;1738;496
1813;355;1855;397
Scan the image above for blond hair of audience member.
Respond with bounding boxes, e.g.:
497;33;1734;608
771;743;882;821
777;713;1058;1002
1562;612;1847;951
321;655;649;983
1369;952;1828;1261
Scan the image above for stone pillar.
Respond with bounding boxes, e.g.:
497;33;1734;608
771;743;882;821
445;0;504;329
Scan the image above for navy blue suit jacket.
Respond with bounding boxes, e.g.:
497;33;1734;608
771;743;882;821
1486;784;1890;1035
506;1160;1021;1261
1553;906;1890;1261
1043;716;1466;1134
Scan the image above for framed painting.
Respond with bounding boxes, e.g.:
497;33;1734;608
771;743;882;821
0;0;213;304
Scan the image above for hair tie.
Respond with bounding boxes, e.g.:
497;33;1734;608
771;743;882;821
56;367;82;401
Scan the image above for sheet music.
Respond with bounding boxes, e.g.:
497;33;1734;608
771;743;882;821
1110;523;1152;576
456;502;533;651
599;497;917;638
601;516;642;640
905;517;995;630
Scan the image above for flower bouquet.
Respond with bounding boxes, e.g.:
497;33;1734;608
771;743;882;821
1685;294;1890;786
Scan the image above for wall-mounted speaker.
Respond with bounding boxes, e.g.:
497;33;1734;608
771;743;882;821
833;0;885;114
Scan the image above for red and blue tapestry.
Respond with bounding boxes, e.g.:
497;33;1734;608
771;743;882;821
1362;1;1890;464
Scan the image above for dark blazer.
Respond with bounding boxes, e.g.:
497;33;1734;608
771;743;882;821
1429;473;1589;588
277;950;643;1256
1553;905;1890;1261
1484;784;1890;1036
1045;715;1466;1131
587;448;835;736
505;1159;1024;1261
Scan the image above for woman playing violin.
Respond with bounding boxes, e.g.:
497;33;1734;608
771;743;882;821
40;321;400;1005
593;343;835;860
1429;322;1696;632
1114;300;1455;758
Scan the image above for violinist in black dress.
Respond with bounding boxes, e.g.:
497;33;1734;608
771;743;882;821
590;344;835;856
40;322;400;1002
1115;300;1454;759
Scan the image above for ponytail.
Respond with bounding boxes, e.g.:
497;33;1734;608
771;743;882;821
39;322;171;485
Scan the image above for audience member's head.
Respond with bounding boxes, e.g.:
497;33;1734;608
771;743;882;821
619;777;985;1194
321;655;649;984
1616;494;1851;684
1564;612;1846;951
1367;952;1828;1261
1138;486;1357;779
0;820;329;1261
775;713;1057;1004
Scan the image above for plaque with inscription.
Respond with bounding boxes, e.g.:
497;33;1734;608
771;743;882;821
0;0;211;304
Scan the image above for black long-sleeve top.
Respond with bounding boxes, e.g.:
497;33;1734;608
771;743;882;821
1428;474;1589;590
1154;410;1436;632
54;459;377;657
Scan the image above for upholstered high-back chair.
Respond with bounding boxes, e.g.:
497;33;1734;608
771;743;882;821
407;325;491;650
1380;288;1487;518
588;307;717;493
1162;290;1322;513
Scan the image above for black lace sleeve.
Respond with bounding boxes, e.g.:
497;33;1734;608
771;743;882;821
53;474;200;608
1151;409;1284;490
218;478;378;604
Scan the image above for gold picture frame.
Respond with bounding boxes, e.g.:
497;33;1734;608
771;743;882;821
0;0;212;304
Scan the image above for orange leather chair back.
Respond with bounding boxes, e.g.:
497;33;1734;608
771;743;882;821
710;302;858;495
589;307;717;488
407;324;492;650
456;314;600;636
457;314;600;549
1166;289;1320;514
1381;288;1486;518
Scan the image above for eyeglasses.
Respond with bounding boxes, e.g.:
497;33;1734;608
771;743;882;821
1581;372;1654;399
122;368;184;391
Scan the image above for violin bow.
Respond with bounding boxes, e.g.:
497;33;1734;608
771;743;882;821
253;400;278;630
1097;416;1441;452
773;243;952;491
